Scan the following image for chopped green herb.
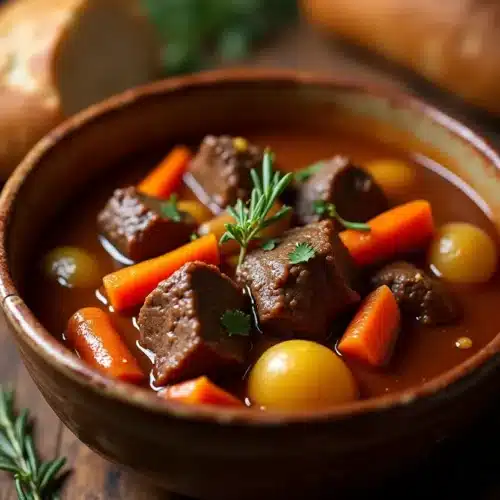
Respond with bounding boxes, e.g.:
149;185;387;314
288;242;316;264
160;194;182;222
221;310;251;336
261;238;279;251
313;200;371;232
220;150;293;268
294;161;324;183
190;233;199;241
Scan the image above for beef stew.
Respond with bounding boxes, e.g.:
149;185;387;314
28;130;500;411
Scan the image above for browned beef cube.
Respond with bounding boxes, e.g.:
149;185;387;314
372;262;460;326
296;156;387;225
188;135;263;209
138;262;250;385
98;186;195;263
237;220;360;340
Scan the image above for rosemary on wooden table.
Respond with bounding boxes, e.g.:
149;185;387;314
0;387;67;500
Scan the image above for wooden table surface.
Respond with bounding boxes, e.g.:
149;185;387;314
1;21;500;500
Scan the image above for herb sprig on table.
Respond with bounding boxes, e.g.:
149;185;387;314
0;387;67;500
220;150;293;268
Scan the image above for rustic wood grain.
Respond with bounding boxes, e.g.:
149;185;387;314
1;19;500;500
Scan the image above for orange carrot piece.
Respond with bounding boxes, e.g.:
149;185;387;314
340;200;434;267
337;285;400;367
137;146;191;198
67;307;144;383
103;234;220;311
160;376;243;407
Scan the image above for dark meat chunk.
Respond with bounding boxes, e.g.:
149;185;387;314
296;156;388;225
188;135;263;210
372;261;459;326
237;220;360;340
138;261;249;385
98;187;195;262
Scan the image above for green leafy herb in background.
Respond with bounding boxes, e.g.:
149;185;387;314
0;388;67;500
221;310;251;336
261;238;279;251
143;0;298;74
293;161;324;183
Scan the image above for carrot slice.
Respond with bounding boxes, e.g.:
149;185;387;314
337;285;401;367
160;376;243;407
67;307;144;383
340;200;434;267
103;234;220;311
137;146;191;198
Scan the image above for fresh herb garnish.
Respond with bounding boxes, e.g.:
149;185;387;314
221;310;251;336
220;150;293;268
261;238;279;251
288;242;316;264
160;194;182;222
190;233;199;241
294;161;324;183
313;200;371;232
0;387;67;500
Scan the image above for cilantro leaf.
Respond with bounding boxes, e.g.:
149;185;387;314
261;238;279;251
160;194;182;222
294;161;324;183
221;310;251;336
288;242;316;264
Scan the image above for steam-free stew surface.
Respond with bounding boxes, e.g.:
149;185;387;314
27;130;500;399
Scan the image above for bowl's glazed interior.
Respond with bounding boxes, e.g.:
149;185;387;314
1;71;500;498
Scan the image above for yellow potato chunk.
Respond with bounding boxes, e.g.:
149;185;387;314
365;159;417;198
429;223;498;284
44;246;101;289
248;340;358;411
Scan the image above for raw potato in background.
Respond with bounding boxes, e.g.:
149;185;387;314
0;0;161;179
303;0;500;115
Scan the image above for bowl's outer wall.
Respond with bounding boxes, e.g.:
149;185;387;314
2;73;500;499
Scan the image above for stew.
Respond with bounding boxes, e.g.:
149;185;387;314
28;130;500;411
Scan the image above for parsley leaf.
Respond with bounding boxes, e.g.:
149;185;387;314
160;194;182;222
221;310;251;336
261;238;279;251
294;161;324;183
313;200;371;231
288;242;316;264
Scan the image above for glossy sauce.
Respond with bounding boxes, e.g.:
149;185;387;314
27;130;500;399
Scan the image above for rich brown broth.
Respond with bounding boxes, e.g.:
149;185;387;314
27;130;500;399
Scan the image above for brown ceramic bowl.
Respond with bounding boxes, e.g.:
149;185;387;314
1;70;500;500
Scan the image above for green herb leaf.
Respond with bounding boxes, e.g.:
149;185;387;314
220;150;293;268
261;238;279;251
160;194;182;222
221;310;251;336
313;200;371;232
288;242;316;264
0;387;68;499
294;161;324;183
190;233;199;241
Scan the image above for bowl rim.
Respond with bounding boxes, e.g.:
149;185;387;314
1;68;500;425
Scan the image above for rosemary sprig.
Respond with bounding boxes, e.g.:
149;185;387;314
0;387;67;500
313;200;371;232
220;150;293;268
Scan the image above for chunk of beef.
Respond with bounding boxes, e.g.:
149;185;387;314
371;261;459;326
188;135;263;210
138;261;249;385
296;156;388;225
98;187;195;262
237;220;360;340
